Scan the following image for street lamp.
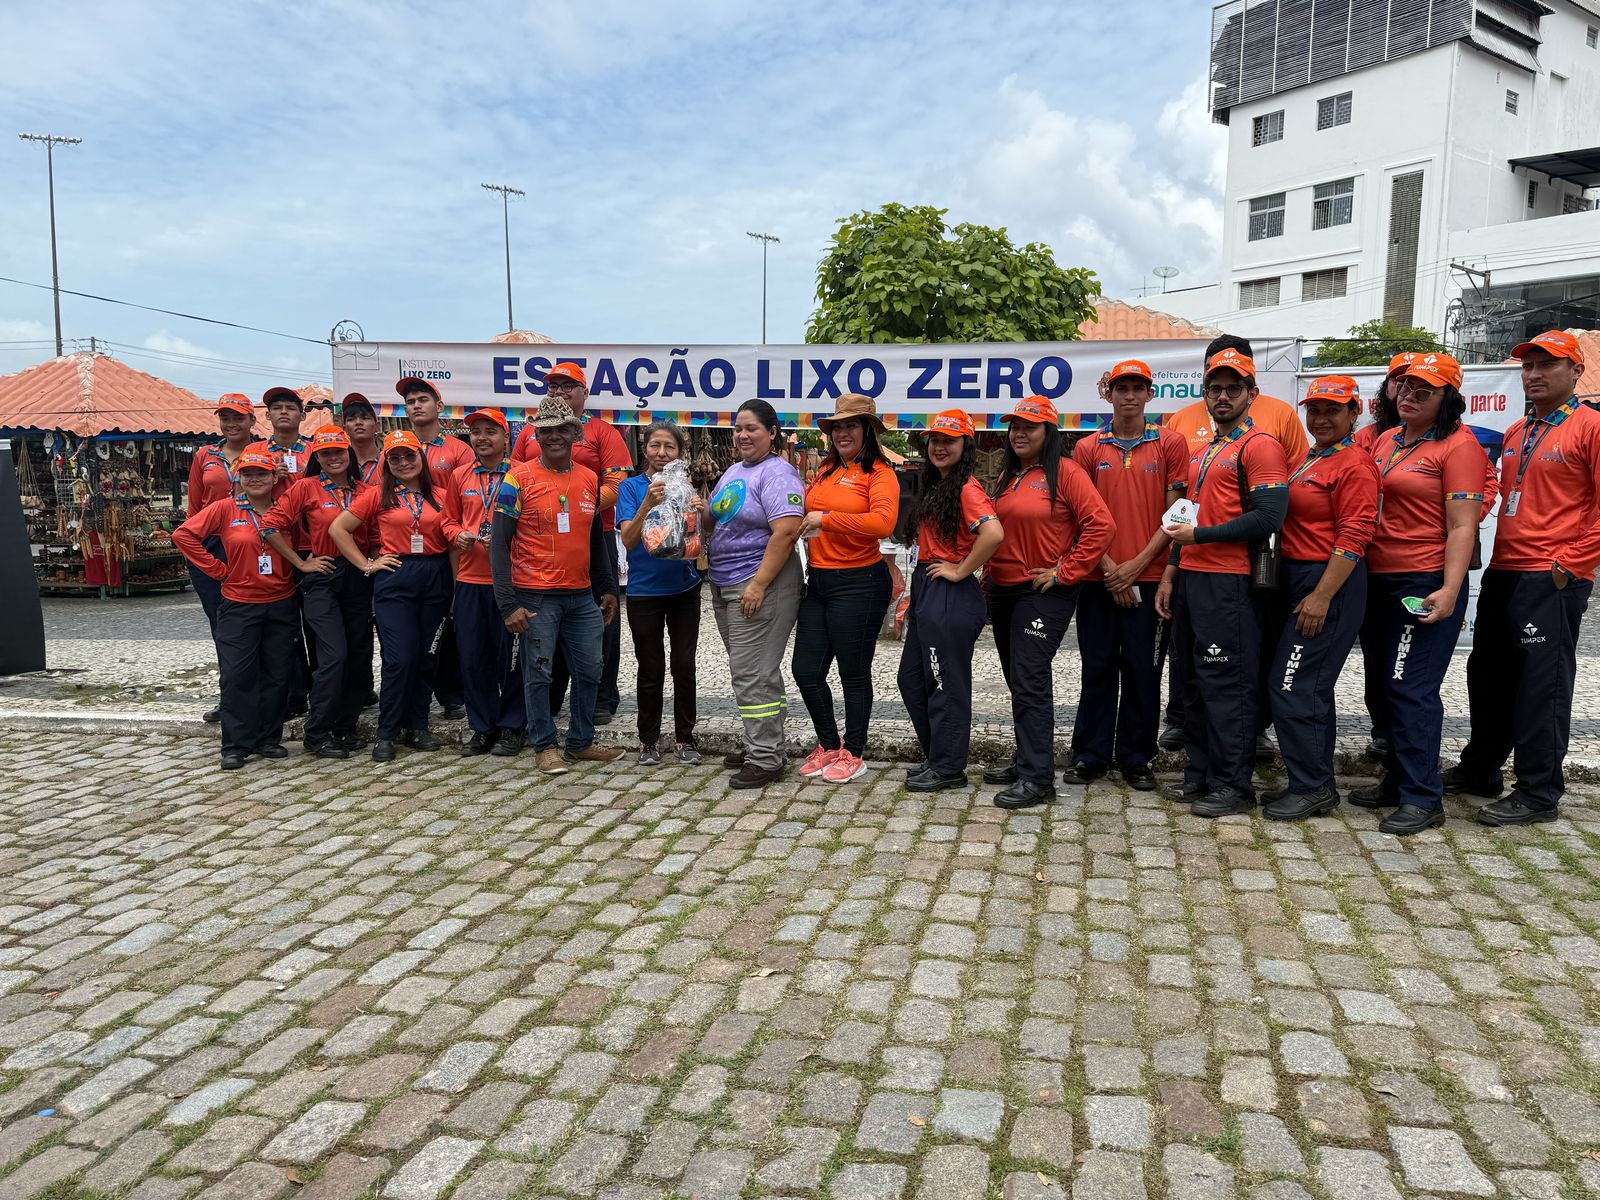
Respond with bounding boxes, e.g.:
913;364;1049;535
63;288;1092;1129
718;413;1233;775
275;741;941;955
18;132;82;358
482;183;525;333
746;231;780;344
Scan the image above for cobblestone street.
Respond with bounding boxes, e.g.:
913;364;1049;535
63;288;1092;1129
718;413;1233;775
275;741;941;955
0;732;1596;1198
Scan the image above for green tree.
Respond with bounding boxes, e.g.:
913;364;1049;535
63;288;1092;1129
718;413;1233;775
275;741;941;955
1316;319;1443;367
806;203;1100;345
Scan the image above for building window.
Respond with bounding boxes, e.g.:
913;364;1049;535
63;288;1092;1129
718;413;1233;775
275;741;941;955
1506;89;1519;114
1528;180;1538;208
1316;92;1352;130
1252;110;1284;146
1303;268;1349;301
1587;25;1598;47
1248;193;1286;241
1312;178;1356;229
1239;277;1282;309
1564;192;1594;215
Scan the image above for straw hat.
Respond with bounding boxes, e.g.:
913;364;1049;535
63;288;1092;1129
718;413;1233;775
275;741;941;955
818;393;885;434
531;396;582;430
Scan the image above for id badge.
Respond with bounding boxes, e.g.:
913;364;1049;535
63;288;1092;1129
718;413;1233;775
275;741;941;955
257;553;273;576
1374;493;1384;525
557;512;571;534
478;521;492;540
410;533;425;554
1504;489;1520;517
284;454;297;473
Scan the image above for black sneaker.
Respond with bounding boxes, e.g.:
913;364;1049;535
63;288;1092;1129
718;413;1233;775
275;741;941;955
1165;781;1204;805
1348;782;1398;809
638;743;663;767
1190;786;1257;818
309;740;350;761
723;749;746;769
491;729;525;757
994;780;1055;809
675;743;702;765
252;744;288;760
1061;761;1106;786
402;729;439;752
441;704;466;721
1158;723;1184;751
1120;764;1158;792
904;761;930;777
593;709;615;727
906;771;968;793
1380;804;1446;836
203;706;222;725
371;740;396;762
287;698;309;718
334;731;369;751
461;730;496;757
1254;731;1278;763
1364;736;1389;759
982;763;1020;786
1440;764;1504;799
1260;784;1290;804
1263;786;1340;822
219;753;246;771
1476;795;1558;827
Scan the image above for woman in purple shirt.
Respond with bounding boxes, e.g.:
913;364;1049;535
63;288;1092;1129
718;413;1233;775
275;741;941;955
706;400;805;789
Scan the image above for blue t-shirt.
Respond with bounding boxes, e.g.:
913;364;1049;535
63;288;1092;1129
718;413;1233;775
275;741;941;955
615;473;702;598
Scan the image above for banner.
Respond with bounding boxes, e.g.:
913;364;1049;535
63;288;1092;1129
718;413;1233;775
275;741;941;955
331;338;1303;430
1297;364;1526;438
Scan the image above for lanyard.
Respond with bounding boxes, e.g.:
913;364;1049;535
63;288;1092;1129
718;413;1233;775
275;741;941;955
398;489;426;528
1289;436;1353;485
211;446;242;491
1513;403;1573;489
240;503;269;545
1195;427;1248;497
476;463;508;511
1380;431;1430;479
321;476;353;511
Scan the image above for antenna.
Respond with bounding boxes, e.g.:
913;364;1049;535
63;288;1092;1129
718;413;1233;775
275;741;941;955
1153;266;1180;294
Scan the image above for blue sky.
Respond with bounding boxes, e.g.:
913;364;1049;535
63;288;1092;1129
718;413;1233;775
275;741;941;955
2;0;1226;399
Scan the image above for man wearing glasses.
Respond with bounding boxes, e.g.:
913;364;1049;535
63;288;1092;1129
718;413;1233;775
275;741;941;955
512;363;632;725
1446;331;1599;825
1155;348;1288;817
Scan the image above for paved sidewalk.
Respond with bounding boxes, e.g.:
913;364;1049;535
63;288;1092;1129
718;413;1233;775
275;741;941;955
0;733;1596;1198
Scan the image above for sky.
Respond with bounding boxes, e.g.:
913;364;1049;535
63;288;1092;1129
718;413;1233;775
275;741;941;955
2;0;1227;399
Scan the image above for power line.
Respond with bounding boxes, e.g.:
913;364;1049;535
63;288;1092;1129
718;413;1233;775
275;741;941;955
0;275;327;346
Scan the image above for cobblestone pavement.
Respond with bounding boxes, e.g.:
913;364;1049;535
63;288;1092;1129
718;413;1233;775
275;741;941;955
11;592;1600;773
0;731;1597;1198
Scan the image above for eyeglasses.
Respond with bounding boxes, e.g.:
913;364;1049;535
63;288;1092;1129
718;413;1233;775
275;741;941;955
547;378;582;392
1397;380;1441;398
1204;384;1247;400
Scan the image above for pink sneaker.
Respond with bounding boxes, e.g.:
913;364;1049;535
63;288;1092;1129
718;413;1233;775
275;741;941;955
822;751;868;783
798;745;839;777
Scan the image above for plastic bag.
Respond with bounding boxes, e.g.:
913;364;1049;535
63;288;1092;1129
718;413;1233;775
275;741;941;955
643;460;702;560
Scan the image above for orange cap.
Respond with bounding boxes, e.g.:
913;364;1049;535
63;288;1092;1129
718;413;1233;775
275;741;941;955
927;410;975;439
382;430;424;457
215;393;253;417
309;425;351;453
1404;352;1463;391
236;450;278;473
261;386;303;408
1386;351;1418;376
1512;329;1584;365
547;362;587;387
1006;395;1060;426
463;408;510;431
1108;359;1154;386
1205;349;1256;381
1300;375;1360;405
395;377;441;401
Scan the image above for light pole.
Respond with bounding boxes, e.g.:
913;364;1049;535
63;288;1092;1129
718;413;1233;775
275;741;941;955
746;231;780;344
19;132;82;357
482;183;525;332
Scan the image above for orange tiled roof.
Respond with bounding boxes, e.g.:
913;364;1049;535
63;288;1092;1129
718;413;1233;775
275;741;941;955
1079;299;1221;341
0;352;241;438
490;329;555;344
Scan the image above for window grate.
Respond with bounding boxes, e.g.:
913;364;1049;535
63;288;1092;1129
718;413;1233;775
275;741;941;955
1384;171;1425;325
1248;193;1287;241
1506;89;1519;114
1303;267;1349;300
1252;110;1285;146
1313;177;1356;229
1528;179;1538;208
1587;25;1597;47
1240;277;1283;309
1317;91;1353;129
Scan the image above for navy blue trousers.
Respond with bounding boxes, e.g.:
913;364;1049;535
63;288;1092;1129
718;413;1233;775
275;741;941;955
299;562;374;745
897;569;986;776
1268;559;1367;794
372;555;452;740
1073;582;1161;771
454;580;526;735
1458;568;1592;809
215;596;297;757
991;582;1079;787
1368;570;1467;811
1173;571;1259;795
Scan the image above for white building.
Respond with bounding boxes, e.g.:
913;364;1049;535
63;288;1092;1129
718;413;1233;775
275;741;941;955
1158;0;1600;359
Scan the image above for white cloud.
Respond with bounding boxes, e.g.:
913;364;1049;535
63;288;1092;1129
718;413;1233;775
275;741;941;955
142;331;220;359
0;318;53;342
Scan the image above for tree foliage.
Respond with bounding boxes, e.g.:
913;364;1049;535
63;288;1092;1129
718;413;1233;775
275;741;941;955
806;203;1100;345
1316;319;1443;367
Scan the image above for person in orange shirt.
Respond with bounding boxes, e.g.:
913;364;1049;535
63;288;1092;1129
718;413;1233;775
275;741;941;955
897;410;1005;793
329;430;459;762
1261;377;1379;821
490;397;623;776
174;451;316;770
982;396;1114;809
1448;331;1598;825
793;394;900;784
260;425;371;759
186;393;258;725
442;408;525;759
1349;353;1486;834
1156;349;1289;816
249;385;316;714
1072;360;1189;792
511;362;632;725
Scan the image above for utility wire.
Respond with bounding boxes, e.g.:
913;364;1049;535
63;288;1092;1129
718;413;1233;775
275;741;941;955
0;274;327;346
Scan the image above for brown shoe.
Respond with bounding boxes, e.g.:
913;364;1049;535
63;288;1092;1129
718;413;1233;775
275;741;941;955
730;763;783;790
536;747;569;774
565;744;625;764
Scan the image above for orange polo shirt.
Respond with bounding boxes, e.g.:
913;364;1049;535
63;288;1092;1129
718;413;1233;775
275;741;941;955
918;479;997;565
187;443;248;517
173;497;296;604
1280;439;1380;563
1491;400;1600;579
442;458;512;586
264;475;370;559
1180;421;1289;575
511;415;631;529
1073;424;1190;583
348;485;456;557
1166;392;1308;461
986;459;1115;586
1357;423;1498;519
1364;427;1487;575
805;459;899;570
495;459;601;591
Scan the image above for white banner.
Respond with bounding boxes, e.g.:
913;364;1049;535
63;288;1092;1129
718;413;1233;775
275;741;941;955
331;338;1303;429
1297;364;1526;438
